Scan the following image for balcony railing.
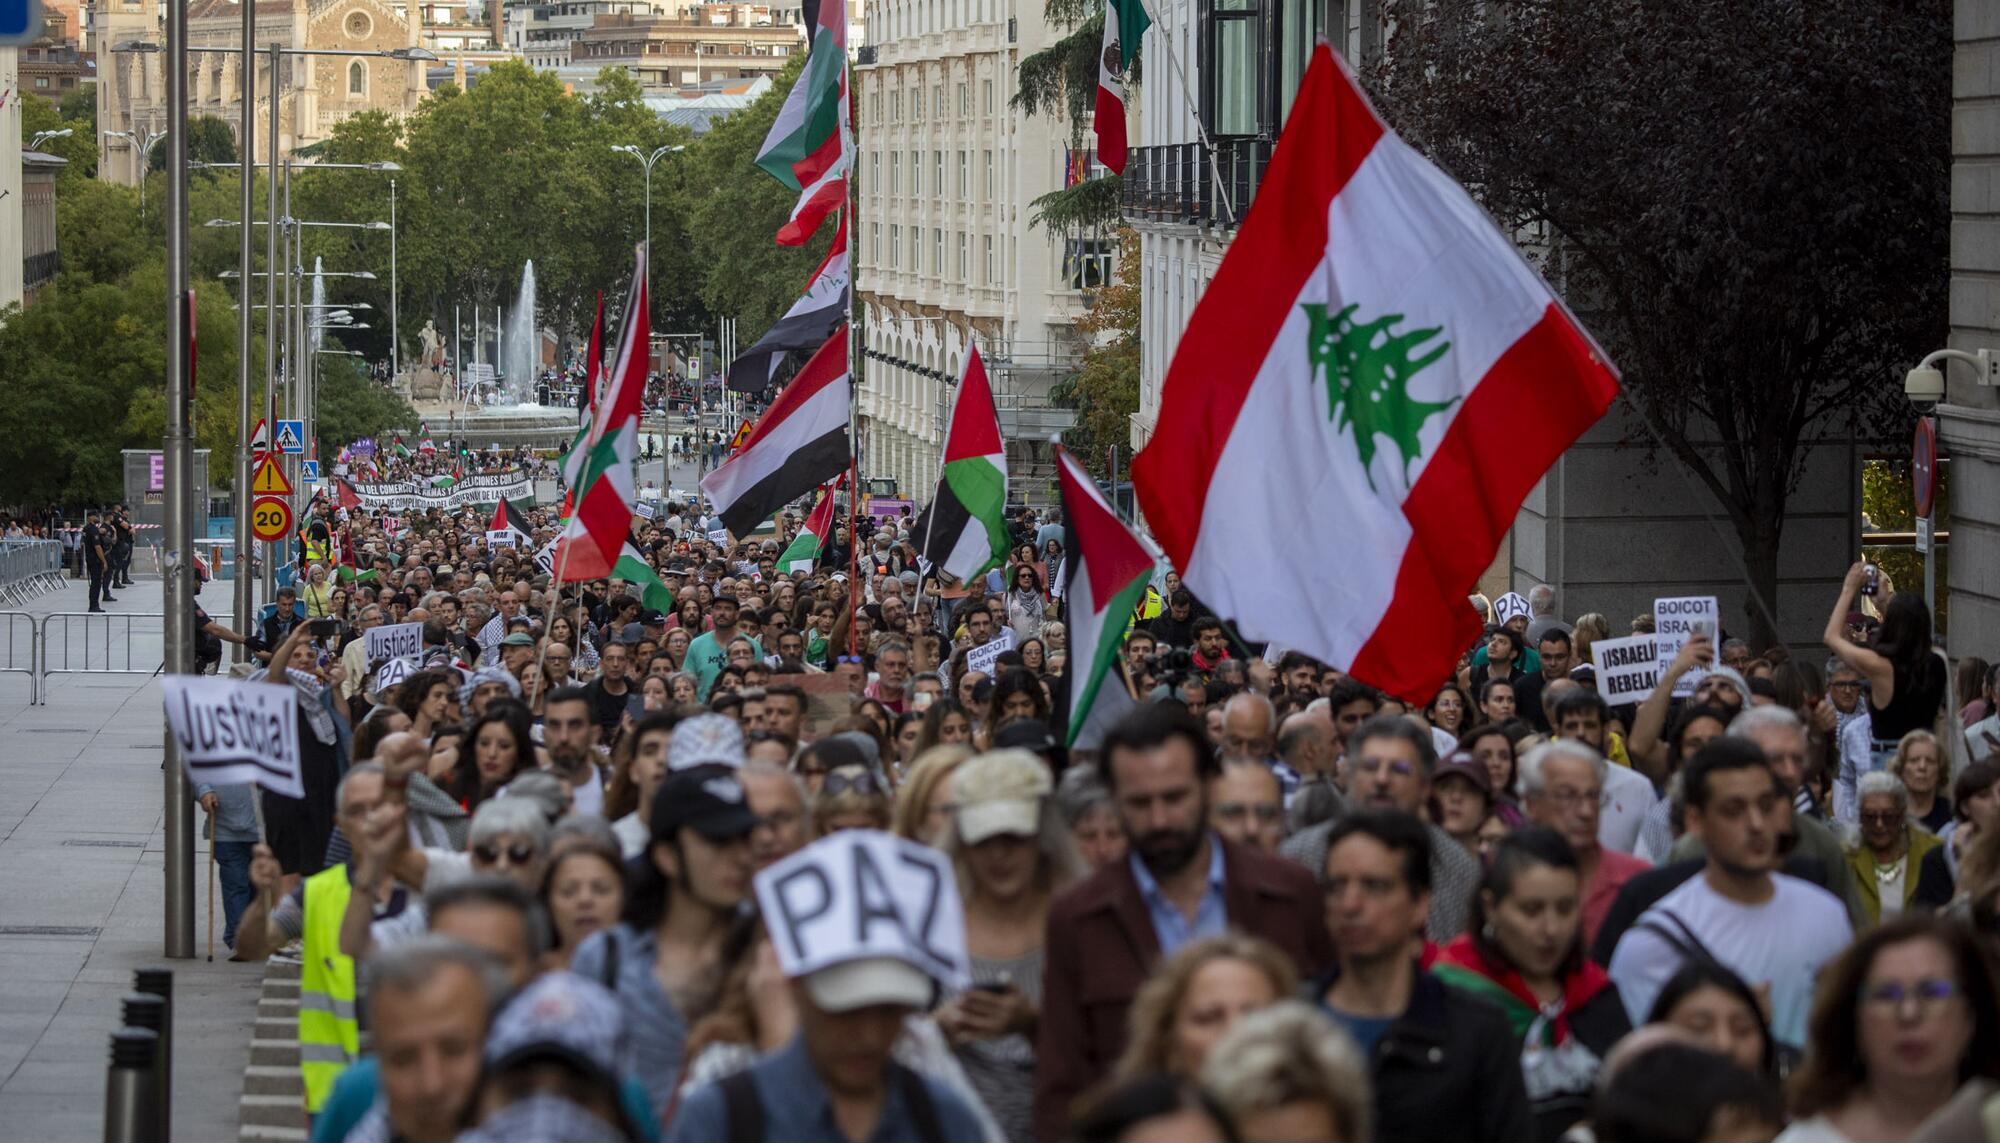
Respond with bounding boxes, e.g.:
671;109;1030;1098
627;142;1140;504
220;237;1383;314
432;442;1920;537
1119;138;1274;229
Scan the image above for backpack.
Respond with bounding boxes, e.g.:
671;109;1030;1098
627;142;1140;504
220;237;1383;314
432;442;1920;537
718;1062;944;1143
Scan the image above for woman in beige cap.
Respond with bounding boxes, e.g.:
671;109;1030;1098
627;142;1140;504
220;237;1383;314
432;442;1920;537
934;749;1087;1143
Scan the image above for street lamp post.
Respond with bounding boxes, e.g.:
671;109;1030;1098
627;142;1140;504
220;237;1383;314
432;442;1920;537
611;143;684;299
160;0;195;961
27;127;72;150
101;128;167;215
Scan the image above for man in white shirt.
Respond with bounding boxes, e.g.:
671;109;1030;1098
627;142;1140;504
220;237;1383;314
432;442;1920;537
1608;736;1851;1048
1550;686;1657;854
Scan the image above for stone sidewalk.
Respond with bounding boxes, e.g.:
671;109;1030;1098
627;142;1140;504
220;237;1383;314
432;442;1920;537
0;575;266;1140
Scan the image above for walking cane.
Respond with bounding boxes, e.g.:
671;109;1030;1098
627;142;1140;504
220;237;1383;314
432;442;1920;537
206;822;217;962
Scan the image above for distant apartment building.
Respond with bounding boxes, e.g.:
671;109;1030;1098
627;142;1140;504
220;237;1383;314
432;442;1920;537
568;4;795;89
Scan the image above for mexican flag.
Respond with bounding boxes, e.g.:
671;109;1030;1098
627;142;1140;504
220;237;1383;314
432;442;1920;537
1093;0;1149;174
555;245;651;580
759;0;848;248
1131;46;1620;702
1056;446;1147;748
612;540;675;614
779;477;841;573
912;340;1007;584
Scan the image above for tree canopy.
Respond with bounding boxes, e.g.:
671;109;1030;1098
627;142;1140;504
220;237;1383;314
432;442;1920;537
1370;0;1951;647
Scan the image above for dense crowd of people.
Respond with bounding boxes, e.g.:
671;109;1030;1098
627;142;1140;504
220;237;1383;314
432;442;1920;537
186;488;2000;1143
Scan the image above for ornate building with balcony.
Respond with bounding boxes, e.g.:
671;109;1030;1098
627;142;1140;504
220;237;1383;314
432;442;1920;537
852;0;1095;503
93;0;441;186
567;5;796;89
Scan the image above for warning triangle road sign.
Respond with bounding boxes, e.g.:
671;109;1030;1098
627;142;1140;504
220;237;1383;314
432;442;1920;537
248;418;270;457
729;418;754;452
251;455;294;496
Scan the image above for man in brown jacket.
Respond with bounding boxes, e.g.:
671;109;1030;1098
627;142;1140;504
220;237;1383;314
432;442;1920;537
1034;702;1333;1140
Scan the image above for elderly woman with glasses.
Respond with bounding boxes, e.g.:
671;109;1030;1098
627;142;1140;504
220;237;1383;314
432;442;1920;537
812;763;894;834
1847;771;1944;928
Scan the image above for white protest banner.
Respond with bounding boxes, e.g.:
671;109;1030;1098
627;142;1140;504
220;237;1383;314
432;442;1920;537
1591;634;1661;705
963;628;1018;678
755;830;969;990
533;540;557;576
1654;596;1719;697
706;527;729;546
634;501;657;520
161;675;305;799
486;530;518;549
373;655;419;693
366;622;424;666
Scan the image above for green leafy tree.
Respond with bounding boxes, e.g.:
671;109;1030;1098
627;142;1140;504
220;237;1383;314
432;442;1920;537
1372;0;1950;650
20;92;97;187
151;114;239;170
1050;229;1140;480
55;179;149;286
313;350;417;448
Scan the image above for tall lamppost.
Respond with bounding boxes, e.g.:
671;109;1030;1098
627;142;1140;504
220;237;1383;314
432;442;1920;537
27;128;72;150
99;127;167;214
610;143;684;286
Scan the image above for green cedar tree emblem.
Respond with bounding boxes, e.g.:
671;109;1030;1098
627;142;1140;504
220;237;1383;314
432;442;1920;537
1302;302;1458;491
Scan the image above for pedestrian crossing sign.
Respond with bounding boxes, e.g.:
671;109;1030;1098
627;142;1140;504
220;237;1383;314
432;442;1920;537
301;459;320;483
275;420;306;455
251;455;293;496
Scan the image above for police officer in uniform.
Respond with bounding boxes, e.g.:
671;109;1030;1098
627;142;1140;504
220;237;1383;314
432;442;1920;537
82;509;113;611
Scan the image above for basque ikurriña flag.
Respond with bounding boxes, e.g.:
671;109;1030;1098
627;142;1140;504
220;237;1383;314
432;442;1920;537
1132;46;1619;702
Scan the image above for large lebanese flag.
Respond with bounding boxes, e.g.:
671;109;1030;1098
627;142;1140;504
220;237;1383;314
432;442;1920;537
701;327;851;537
1132;46;1619;702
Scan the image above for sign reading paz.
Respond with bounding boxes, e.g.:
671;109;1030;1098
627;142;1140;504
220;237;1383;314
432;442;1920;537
1654;596;1719;698
1591;634;1661;703
161;675;305;799
755;830;969;991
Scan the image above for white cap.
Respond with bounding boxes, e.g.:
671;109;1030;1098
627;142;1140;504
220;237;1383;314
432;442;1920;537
804;956;934;1013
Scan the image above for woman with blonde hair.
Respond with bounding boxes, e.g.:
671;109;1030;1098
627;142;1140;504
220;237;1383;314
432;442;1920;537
933;749;1087;1143
1203;1000;1373;1143
1110;933;1299;1084
1571;612;1612;667
1889;728;1952;834
892;743;974;845
811;763;893;834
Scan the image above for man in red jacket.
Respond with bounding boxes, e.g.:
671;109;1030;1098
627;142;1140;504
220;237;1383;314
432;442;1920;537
1035;703;1333;1140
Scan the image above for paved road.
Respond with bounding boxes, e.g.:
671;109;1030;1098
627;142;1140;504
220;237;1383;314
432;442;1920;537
0;573;265;1140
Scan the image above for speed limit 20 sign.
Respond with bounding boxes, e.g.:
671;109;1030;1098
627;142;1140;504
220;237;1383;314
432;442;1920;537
250;495;294;542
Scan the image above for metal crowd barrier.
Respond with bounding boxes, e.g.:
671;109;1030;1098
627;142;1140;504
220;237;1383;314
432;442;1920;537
0;610;190;705
0;539;67;606
0;611;37;704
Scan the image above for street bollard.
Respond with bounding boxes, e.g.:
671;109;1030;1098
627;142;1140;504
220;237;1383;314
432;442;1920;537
119;993;168;1143
133;968;173;1141
102;1027;160;1143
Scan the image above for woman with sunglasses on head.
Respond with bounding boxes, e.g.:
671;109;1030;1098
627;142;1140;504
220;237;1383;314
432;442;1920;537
812;763;894;834
1778;916;2000;1143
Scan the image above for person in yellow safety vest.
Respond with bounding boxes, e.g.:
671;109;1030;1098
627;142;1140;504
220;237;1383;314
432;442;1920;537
226;765;389;1117
1122;581;1164;639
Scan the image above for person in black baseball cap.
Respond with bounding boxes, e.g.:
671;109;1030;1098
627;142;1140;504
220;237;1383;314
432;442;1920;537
567;764;760;1123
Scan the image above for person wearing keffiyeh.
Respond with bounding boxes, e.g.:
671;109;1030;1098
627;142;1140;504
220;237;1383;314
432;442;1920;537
253;621;353;883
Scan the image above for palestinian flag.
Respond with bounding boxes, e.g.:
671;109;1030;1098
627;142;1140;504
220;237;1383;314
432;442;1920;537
392;437;411;459
335;478;362;512
729;214;848;393
1130;46;1620;702
335;530;377;585
1056;446;1147;747
759;0;849;247
778;476;841;573
1093;0;1149;174
555;245;651;580
487;497;532;549
612;540;675;613
431;472;457;489
700;327;850;537
912;340;1007;584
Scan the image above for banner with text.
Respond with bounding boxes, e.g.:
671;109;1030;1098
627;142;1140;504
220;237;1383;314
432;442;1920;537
345;470;536;511
1591;634;1661;705
1654;596;1719;698
755;830;969;991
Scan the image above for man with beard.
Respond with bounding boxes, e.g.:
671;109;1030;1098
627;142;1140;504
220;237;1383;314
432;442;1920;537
1034;703;1331;1142
541;687;606;817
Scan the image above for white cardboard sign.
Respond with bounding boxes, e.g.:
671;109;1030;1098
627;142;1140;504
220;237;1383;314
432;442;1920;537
373;654;419;693
365;621;424;665
963;628;1017;678
1591;634;1661;704
755;830;969;991
1653;596;1718;697
162;675;305;799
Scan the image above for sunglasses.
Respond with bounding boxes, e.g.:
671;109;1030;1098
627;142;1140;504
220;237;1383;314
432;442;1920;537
822;770;885;797
472;841;537;865
837;655;866;665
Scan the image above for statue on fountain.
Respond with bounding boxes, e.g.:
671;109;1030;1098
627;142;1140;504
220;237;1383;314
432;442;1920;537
408;321;451;402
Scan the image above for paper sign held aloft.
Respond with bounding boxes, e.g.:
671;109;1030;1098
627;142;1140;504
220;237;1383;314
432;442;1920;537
162;675;305;799
755;830;969;992
373;655;418;693
1590;634;1661;704
963;628;1018;679
1653;596;1718;697
365;621;424;667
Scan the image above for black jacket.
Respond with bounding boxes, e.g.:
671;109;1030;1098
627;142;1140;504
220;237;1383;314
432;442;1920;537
1308;966;1534;1143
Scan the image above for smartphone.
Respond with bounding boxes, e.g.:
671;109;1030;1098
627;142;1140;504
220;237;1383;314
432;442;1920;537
1861;563;1880;597
973;982;1011;994
310;618;338;638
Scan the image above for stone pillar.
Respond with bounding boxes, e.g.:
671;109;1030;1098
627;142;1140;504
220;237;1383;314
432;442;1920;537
1940;0;2000;654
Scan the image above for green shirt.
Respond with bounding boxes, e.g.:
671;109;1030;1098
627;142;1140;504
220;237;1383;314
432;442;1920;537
686;628;763;697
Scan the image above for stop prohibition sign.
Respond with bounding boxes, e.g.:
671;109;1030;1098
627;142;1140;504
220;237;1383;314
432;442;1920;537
1913;416;1937;519
250;495;294;542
